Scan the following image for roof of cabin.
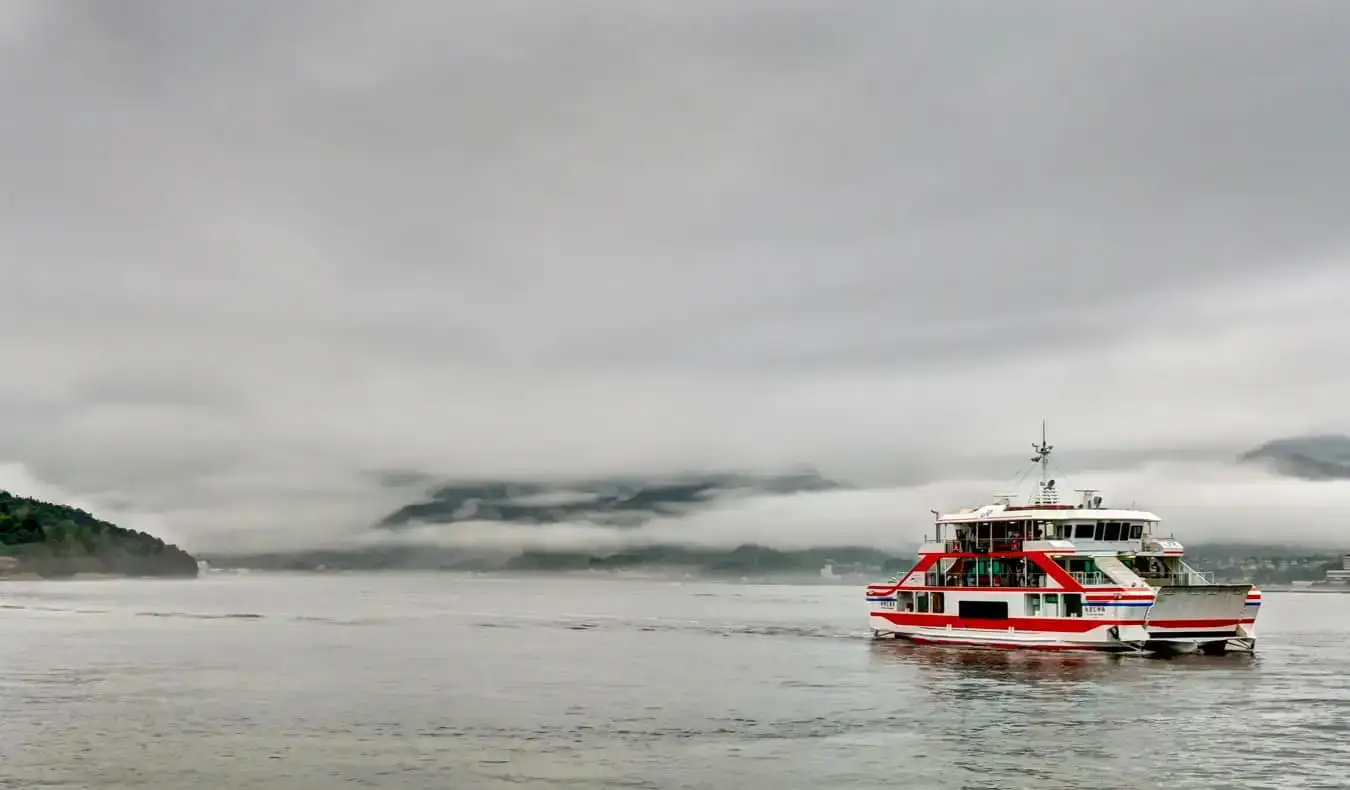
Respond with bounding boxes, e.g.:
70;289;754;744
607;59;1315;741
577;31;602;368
936;504;1160;523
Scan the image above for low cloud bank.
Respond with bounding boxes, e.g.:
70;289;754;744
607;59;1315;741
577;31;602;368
1;456;1346;560
344;459;1350;555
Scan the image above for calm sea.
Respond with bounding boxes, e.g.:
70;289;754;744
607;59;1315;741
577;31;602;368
0;573;1345;789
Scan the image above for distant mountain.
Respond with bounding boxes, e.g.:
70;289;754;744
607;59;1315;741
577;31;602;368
203;470;898;575
202;543;915;577
1238;435;1350;480
377;469;843;530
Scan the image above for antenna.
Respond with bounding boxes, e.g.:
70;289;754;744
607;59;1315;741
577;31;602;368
1029;419;1053;485
1029;420;1061;505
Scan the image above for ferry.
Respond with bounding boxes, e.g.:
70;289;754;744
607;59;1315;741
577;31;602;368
866;430;1260;656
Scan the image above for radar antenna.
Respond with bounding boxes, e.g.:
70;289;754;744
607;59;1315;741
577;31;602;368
1030;420;1058;505
1030;419;1053;484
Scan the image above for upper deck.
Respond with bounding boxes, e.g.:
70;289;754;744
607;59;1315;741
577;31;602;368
921;440;1181;560
928;496;1172;552
889;428;1209;590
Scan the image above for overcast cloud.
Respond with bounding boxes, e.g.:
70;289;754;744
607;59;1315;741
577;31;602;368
2;1;1350;553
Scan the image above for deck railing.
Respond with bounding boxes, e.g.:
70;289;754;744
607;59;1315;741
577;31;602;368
1068;571;1109;586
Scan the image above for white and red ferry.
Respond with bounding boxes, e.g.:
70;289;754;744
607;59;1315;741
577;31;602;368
866;431;1260;655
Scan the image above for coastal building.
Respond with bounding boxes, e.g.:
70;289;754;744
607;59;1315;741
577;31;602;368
1324;554;1350;584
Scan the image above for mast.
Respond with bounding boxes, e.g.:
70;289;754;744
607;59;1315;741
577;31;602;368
1029;420;1057;505
1030;419;1052;484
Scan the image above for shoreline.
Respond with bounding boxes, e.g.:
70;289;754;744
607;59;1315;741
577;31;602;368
0;572;124;581
0;572;201;582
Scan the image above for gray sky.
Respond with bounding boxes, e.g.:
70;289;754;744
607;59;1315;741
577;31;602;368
3;1;1350;551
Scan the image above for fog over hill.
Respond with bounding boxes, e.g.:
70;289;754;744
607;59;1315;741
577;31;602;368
378;470;843;529
1239;435;1350;481
196;450;1350;573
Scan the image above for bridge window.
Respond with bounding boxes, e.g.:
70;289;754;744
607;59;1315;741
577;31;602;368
1074;523;1094;539
959;600;1008;620
1055;556;1096;574
1129;523;1144;540
1103;522;1122;541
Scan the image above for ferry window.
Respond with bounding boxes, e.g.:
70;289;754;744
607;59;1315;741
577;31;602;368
958;600;1008;620
1103;522;1122;541
1025;593;1041;615
1041;522;1057;539
917;592;930;613
1093;522;1105;540
1063;593;1083;617
898;591;915;612
932;592;944;614
1129;524;1144;539
1074;523;1094;539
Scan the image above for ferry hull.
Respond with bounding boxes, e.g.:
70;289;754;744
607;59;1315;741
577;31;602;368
869;611;1150;653
868;588;1262;656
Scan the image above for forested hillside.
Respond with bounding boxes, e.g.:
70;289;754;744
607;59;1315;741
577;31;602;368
0;491;198;578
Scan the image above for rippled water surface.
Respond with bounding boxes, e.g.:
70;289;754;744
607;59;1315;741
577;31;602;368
0;573;1345;789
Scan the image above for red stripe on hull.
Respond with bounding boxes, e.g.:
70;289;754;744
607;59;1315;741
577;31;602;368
904;635;1114;652
871;586;1095;594
874;612;1137;633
